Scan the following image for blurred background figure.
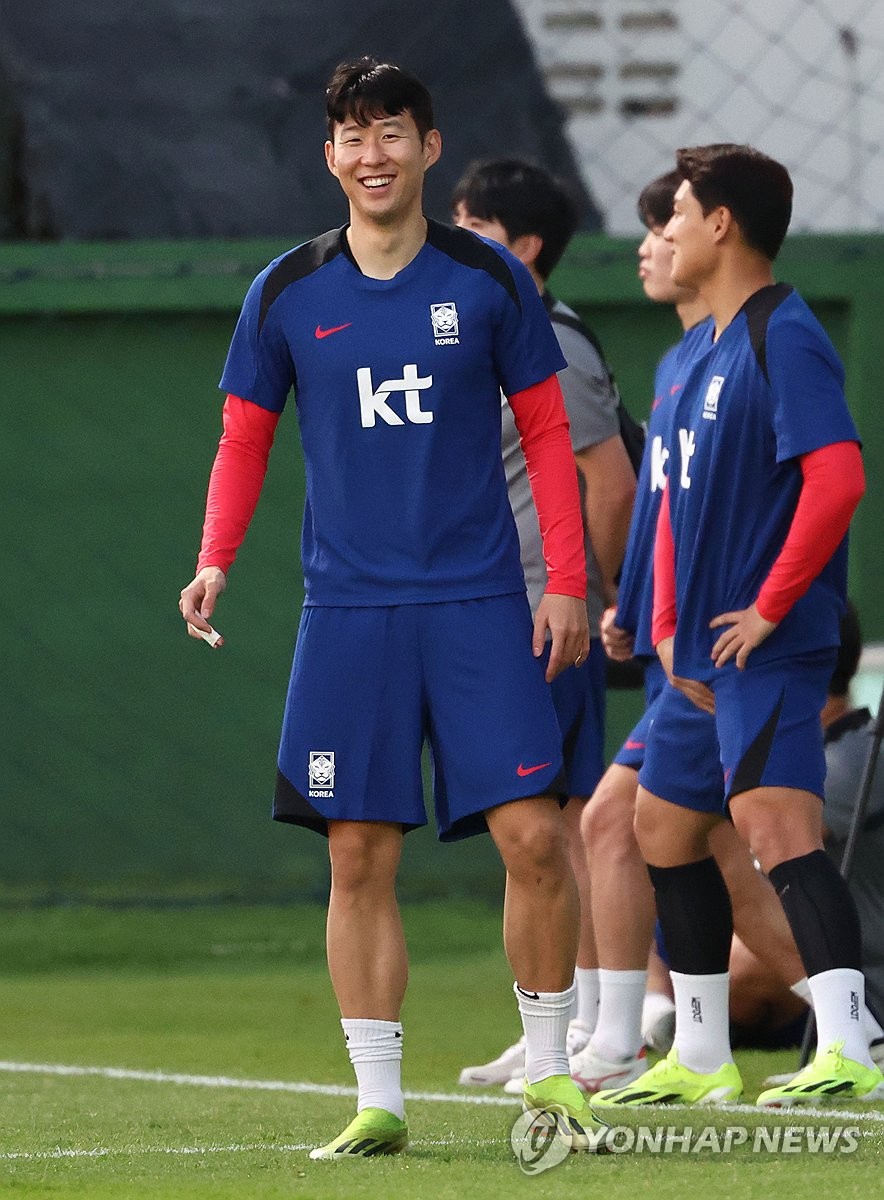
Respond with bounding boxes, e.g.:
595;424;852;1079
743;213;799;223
452;158;636;1086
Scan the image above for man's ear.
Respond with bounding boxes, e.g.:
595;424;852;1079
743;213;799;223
510;232;544;270
710;205;733;244
422;129;442;171
324;140;338;178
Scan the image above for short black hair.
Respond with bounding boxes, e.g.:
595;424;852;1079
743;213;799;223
326;56;434;140
675;144;793;261
830;599;863;698
451;158;580;280
637;170;682;230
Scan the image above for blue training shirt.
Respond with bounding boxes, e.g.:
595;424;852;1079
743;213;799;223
665;284;859;681
220;220;566;606
615;319;712;658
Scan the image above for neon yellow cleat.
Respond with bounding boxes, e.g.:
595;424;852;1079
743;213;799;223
308;1107;409;1160
756;1042;884;1108
592;1048;742;1108
521;1073;614;1153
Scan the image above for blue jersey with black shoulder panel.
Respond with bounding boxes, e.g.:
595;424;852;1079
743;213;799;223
220;220;566;605
666;285;859;681
615;318;711;658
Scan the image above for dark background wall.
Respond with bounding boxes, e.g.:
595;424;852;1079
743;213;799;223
0;0;601;240
2;232;880;902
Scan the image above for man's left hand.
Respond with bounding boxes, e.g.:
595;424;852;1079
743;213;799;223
534;593;590;682
709;604;777;670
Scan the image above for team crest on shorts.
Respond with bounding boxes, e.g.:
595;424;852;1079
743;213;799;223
308;751;335;797
430;302;460;345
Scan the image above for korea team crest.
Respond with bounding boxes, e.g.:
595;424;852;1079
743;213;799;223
430;302;460;346
308;751;335;797
703;375;724;420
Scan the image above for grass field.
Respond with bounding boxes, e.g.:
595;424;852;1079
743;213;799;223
1;902;882;1198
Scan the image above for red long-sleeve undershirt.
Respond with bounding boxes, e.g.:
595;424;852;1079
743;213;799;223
196;379;587;599
651;440;865;647
196;396;279;574
651;483;677;646
508;374;587;599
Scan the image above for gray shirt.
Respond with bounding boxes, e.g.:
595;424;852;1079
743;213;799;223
501;295;620;635
824;708;884;1018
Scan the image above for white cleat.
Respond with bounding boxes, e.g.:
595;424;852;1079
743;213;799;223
566;1019;594;1058
459;1035;525;1087
569;1043;649;1095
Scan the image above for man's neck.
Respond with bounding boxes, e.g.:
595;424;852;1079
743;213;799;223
346;212;428;280
677;294;711;332
703;258;775;341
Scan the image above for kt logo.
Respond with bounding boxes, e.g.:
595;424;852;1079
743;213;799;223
357;364;434;428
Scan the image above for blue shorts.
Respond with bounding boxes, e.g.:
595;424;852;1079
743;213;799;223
638;682;724;813
714;650;835;803
613;658;667;771
548;636;606;798
273;595;566;841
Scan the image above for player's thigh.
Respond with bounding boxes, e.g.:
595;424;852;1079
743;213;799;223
714;649;835;803
639;683;725;814
275;605;425;829
550;637;606;799
419;594;564;841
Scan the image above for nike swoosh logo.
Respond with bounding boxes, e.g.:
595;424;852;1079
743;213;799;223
624;739;645;750
517;762;551;777
516;985;540;1000
314;323;352;339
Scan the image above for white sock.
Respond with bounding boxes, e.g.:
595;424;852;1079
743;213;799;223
589;969;647;1060
573;967;600;1032
807;968;873;1066
514;981;574;1084
341;1018;405;1120
793;974;883;1045
671;970;734;1074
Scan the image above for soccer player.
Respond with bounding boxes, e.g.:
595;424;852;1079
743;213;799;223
178;57;609;1157
571;172;806;1096
594;144;883;1110
451;158;636;1085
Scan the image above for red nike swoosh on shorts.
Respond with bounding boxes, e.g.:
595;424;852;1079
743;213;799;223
517;762;552;777
314;322;353;339
624;739;645;750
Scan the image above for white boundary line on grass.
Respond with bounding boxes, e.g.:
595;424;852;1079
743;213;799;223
0;1059;514;1106
0;1142;311;1161
2;1059;883;1127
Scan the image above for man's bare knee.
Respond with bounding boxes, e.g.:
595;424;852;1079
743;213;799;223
328;821;402;894
489;800;569;882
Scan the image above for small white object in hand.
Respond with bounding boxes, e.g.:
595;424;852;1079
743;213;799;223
188;623;224;648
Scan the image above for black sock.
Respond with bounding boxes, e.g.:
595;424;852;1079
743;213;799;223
768;849;862;976
647;858;733;975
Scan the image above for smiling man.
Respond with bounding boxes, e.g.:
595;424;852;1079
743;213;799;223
178;57;609;1158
